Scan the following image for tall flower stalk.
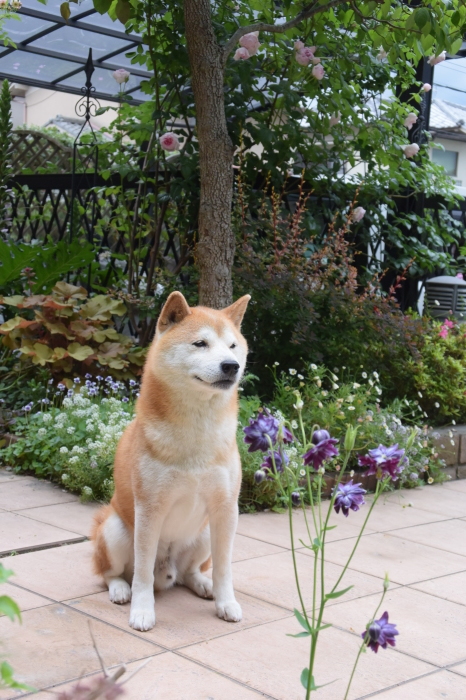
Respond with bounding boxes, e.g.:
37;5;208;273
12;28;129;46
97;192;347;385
244;396;413;697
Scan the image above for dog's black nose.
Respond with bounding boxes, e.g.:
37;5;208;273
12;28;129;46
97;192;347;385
221;361;240;376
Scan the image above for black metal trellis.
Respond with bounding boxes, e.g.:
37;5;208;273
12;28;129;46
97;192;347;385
69;48;100;251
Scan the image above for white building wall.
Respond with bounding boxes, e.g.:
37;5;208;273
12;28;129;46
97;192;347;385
431;137;466;188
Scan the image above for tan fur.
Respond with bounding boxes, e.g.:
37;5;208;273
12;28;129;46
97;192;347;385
91;292;250;631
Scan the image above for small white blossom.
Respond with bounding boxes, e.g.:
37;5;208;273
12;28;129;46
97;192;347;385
274;361;279;366
66;426;75;434
37;428;47;437
82;486;93;496
362;372;367;378
300;469;306;477
291;420;298;429
310;363;317;370
353;383;361;389
61;473;69;482
297;374;304;380
332;383;339;390
347;406;355;411
69;456;80;465
60;446;69;454
418;391;423;398
42;413;52;423
318;401;323;409
289;369;297;376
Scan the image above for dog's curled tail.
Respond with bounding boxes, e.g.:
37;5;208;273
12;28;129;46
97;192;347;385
90;504;114;576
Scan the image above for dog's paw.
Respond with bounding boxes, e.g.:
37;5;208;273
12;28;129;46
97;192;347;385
129;607;156;631
184;573;214;599
216;599;242;622
108;579;131;605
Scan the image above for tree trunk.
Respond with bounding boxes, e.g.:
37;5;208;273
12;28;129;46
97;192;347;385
184;0;235;308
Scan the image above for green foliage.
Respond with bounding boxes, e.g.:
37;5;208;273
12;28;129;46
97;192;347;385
409;319;466;425
0;281;146;382
0;79;12;226
0;238;95;295
1;383;136;501
0;563;32;693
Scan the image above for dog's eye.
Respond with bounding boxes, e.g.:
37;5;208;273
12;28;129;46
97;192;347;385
230;343;237;349
193;340;207;348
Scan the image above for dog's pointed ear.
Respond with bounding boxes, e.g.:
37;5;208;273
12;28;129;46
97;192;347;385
223;295;251;329
157;292;191;333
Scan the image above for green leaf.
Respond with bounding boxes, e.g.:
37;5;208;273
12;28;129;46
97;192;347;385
325;585;354;600
0;662;34;691
300;669;318;691
60;2;71;20
93;0;112;13
293;608;311;633
0;565;13;584
414;8;429;29
0;595;21;622
115;0;131;24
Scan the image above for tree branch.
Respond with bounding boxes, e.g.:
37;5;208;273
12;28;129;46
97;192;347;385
223;0;346;63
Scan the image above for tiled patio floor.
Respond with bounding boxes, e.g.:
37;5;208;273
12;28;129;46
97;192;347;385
1;468;466;699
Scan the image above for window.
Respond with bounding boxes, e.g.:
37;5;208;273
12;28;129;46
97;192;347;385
432;148;459;176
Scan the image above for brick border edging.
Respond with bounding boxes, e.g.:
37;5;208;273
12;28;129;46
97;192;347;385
430;425;466;480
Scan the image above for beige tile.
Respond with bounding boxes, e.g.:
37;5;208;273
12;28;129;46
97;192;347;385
66;586;289;649
232;532;286;561
237;507;376;549
439;479;466;494
0;478;78;511
323;532;466;585
19;501;101;538
380;485;466;518
0;469;29;483
360;497;451;532
0;511;84;556
6;541;105;600
411;571;466;607
232;550;392;613
0;603;160;694
390;519;466;557
450;660;466;678
0;582;50;613
324;586;466;667
181;614;434;700
31;652;263;700
369;670;466;699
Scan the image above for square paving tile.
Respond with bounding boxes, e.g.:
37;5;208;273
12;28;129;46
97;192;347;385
0;511;84;556
389;518;466;558
410;570;466;607
0;469;29;483
369;670;466;699
65;586;289;649
0;478;78;511
5;541;105;600
237;508;376;549
0;582;50;614
439;479;466;494
324;586;466;667
449;660;466;678
18;501;101;538
31;652;264;700
232;533;287;561
181;615;434;700
322;532;466;585
232;550;393;613
379;485;466;518
0;604;160;696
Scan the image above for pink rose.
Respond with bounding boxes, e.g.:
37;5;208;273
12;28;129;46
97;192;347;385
112;69;130;85
234;47;250;61
403;143;419;158
295;46;315;66
351;206;366;223
422;83;432;93
428;51;446;66
457;273;464;279
377;48;387;61
159;132;180;152
404;113;418;130
294;41;305;51
240;32;260;56
312;63;325;80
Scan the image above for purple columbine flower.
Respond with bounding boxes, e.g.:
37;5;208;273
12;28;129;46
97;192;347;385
122;397;129;403
358;444;406;481
244;410;279;453
22;403;33;412
362;611;399;653
291;491;301;506
261;450;289;478
129;379;137;387
282;425;294;444
334;480;366;517
303;429;339;470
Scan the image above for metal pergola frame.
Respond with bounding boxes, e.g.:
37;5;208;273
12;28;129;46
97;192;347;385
0;3;150;103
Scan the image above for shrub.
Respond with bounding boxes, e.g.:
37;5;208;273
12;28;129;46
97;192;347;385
1;379;137;501
0;281;146;383
409;318;466;425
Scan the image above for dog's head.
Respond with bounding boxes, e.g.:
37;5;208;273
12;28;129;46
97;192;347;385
150;291;250;395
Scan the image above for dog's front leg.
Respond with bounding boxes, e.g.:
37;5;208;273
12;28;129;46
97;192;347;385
129;503;164;631
209;500;242;622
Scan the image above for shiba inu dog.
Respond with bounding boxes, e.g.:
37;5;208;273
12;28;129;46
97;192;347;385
91;291;250;631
